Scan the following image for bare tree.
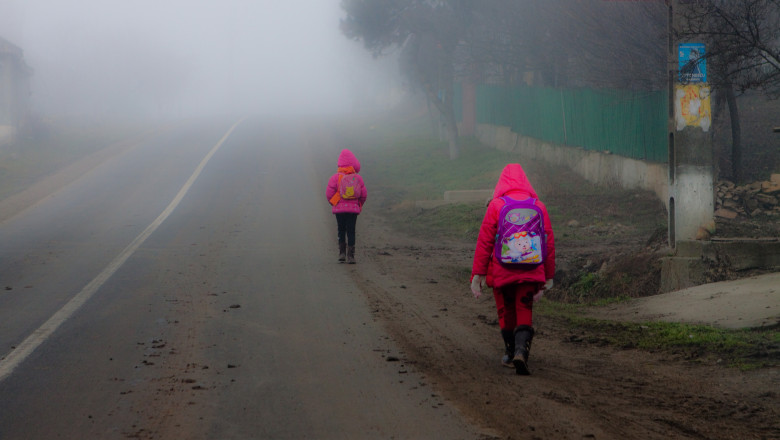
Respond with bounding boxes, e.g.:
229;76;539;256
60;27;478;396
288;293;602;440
341;0;475;159
679;0;780;96
677;0;780;181
460;0;667;90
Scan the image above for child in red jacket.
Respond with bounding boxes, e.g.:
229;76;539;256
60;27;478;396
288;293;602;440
471;164;555;375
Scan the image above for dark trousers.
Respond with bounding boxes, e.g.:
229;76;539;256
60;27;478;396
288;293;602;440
336;213;358;246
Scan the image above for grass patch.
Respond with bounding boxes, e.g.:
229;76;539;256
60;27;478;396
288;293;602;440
388;202;486;241
352;127;535;240
537;299;780;369
354;130;547;241
570;272;600;300
358;135;528;203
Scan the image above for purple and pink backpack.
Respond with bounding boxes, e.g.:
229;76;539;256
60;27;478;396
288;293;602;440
494;197;546;266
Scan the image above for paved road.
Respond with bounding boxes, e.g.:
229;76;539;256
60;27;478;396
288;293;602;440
0;119;486;439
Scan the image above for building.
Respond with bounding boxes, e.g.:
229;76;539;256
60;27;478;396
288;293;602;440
0;36;33;146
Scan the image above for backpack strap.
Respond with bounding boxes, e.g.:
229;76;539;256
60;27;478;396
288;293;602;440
329;174;344;206
502;196;536;204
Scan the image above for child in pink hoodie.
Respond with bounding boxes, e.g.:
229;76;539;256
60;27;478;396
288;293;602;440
325;149;367;264
471;164;555;375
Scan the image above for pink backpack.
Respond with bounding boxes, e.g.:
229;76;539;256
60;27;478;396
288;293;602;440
338;173;361;200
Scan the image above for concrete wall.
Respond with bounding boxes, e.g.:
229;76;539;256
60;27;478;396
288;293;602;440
0;37;32;141
473;123;670;207
660;239;780;292
0;54;13;125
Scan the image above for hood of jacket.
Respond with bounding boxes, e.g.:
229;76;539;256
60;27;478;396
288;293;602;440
492;164;537;200
337;149;361;173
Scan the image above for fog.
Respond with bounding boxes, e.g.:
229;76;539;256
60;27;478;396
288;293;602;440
0;0;400;120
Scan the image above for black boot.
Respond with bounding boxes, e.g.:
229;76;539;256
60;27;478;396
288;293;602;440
501;329;514;368
512;325;534;375
338;242;346;262
347;245;356;264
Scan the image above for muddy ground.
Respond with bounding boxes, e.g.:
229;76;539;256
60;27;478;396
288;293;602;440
345;156;779;439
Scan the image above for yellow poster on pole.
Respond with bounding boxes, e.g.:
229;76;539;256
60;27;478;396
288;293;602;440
675;84;711;132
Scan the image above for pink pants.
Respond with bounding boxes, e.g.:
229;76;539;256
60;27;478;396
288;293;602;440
493;283;537;330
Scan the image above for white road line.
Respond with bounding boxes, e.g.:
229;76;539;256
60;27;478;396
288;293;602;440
0;117;246;383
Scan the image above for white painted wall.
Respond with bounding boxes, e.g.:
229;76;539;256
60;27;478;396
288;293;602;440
473;123;670;208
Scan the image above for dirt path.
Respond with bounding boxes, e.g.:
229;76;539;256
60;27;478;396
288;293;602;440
348;211;780;440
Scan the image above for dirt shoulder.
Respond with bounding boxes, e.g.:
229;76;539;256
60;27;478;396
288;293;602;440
348;210;779;440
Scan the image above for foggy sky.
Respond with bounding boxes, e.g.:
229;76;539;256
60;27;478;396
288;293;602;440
0;0;398;119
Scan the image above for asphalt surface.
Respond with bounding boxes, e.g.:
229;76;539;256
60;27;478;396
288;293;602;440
0;118;489;439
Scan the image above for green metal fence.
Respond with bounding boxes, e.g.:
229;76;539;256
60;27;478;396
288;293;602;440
468;84;668;163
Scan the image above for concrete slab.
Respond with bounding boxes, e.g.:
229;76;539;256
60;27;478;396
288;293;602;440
586;272;780;329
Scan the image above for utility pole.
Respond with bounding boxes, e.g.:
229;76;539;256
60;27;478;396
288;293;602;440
667;0;715;246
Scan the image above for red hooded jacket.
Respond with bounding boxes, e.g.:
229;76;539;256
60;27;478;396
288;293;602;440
472;164;556;288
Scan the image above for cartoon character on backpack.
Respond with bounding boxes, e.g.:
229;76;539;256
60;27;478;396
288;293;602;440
495;198;546;266
505;231;541;263
339;173;360;200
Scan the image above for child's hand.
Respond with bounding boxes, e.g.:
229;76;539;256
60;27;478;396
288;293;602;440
470;275;485;299
534;279;553;302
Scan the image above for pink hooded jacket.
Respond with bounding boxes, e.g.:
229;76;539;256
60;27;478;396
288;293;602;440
326;149;367;214
472;164;556;288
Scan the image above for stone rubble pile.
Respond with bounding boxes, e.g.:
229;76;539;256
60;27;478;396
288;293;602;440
715;173;780;219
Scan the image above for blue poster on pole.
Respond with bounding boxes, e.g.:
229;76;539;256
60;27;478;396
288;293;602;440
679;43;707;83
